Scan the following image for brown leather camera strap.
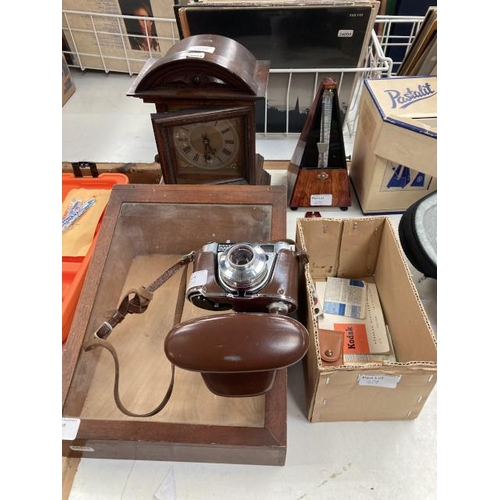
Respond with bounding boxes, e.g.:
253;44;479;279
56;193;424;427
83;339;177;418
82;252;193;418
91;251;195;340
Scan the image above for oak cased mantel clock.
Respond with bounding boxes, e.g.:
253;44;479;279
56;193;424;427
127;34;270;185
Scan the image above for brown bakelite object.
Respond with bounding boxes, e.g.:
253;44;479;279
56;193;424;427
165;312;309;396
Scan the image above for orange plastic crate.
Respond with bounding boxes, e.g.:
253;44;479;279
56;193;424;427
62;173;129;342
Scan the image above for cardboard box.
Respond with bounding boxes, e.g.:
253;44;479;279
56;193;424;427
295;217;437;422
62;184;290;465
350;75;437;214
62;54;76;106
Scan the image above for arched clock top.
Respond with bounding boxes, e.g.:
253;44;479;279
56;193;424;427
127;34;269;100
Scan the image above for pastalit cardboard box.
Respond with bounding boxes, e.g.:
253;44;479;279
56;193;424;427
295;217;437;422
350;76;437;214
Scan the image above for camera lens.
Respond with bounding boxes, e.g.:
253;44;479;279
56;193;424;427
228;246;254;266
219;243;269;291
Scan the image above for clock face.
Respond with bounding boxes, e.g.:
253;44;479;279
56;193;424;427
173;118;241;170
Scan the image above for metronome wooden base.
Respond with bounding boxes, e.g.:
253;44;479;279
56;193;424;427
288;168;351;210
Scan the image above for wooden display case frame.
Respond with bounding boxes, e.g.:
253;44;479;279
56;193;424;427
62;184;289;465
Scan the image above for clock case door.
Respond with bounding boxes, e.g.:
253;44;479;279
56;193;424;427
152;106;257;185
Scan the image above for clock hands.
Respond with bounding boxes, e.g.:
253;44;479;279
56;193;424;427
174;120;238;170
202;133;216;163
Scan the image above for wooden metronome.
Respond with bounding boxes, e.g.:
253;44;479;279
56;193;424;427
287;77;351;211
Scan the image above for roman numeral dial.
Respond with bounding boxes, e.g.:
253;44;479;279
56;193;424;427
173;118;240;170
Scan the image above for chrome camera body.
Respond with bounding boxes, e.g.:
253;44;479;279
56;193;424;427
186;241;299;314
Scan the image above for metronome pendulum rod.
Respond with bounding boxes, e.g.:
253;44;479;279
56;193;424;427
317;84;334;168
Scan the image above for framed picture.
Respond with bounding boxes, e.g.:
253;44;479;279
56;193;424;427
174;2;377;69
173;1;379;132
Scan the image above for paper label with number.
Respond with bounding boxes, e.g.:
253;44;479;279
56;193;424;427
357;374;401;389
62;417;80;440
310;194;332;206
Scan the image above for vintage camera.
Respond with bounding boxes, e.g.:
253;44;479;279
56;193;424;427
186;241;299;314
167;240;309;398
90;240;308;410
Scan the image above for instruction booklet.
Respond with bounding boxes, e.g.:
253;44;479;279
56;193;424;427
315;277;396;364
322;277;367;319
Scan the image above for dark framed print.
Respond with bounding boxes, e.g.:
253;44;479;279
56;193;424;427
151;106;256;184
173;1;379;132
